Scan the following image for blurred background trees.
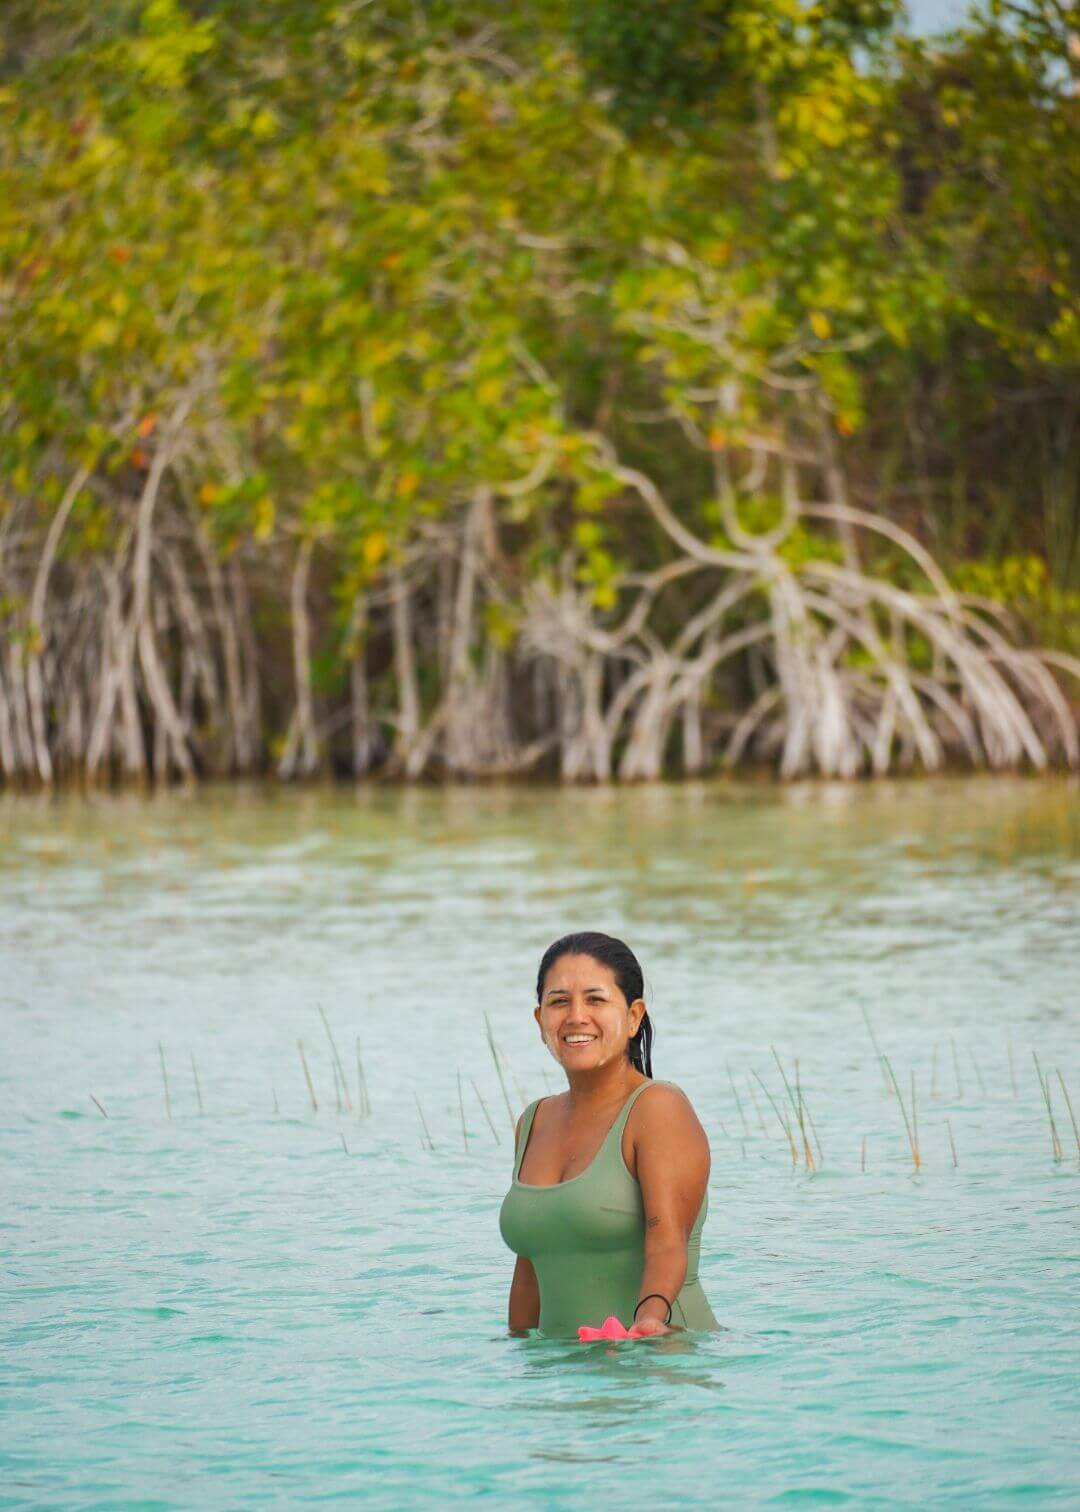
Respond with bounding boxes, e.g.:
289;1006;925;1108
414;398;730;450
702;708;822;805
1;0;1077;783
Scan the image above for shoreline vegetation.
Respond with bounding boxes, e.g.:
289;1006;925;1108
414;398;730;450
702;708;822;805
2;3;1079;789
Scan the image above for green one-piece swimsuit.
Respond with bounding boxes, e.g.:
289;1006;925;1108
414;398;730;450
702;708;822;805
499;1079;720;1338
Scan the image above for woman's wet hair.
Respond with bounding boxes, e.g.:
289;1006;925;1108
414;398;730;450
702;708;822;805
536;931;654;1078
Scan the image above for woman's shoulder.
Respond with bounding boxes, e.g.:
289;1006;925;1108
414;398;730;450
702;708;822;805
630;1079;703;1125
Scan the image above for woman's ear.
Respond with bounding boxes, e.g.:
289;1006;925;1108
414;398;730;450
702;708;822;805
628;998;646;1037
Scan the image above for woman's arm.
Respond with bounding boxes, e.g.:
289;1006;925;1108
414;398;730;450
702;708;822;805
508;1253;540;1334
632;1084;711;1329
508;1109;540;1334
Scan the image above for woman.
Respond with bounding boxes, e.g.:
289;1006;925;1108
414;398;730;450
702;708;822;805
499;931;720;1339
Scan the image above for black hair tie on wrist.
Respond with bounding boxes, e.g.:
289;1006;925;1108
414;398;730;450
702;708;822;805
634;1293;673;1325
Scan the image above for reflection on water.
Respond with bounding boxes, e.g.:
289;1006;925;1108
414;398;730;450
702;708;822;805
1;778;1077;1507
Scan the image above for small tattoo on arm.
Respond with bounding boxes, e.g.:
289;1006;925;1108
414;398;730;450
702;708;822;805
646;1216;660;1229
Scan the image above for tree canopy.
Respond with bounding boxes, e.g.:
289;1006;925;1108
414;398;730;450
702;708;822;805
1;0;1078;784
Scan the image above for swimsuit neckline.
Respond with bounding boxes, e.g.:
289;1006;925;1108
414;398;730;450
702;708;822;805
512;1080;657;1191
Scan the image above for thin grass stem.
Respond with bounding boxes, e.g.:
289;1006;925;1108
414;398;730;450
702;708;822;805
745;1076;768;1136
298;1039;318;1114
415;1092;434;1151
1033;1050;1063;1162
470;1077;500;1145
968;1047;986;1096
727;1066;750;1138
794;1058;814;1172
752;1069;798;1164
946;1118;958;1168
90;1094;108;1119
457;1070;469;1152
158;1042;171;1120
1055;1070;1080;1161
318;1005;352;1113
356;1037;371;1118
950;1036;963;1100
191;1054;204;1116
861;1008;891;1096
881;1053;920;1171
484;1011;516;1132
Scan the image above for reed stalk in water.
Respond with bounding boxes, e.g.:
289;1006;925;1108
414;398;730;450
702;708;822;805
946;1118;958;1168
728;1065;750;1138
90;1094;108;1118
318;1005;352;1113
457;1070;469;1151
272;1085;280;1116
1032;1051;1063;1162
470;1076;500;1145
355;1037;371;1118
340;1132;349;1155
415;1092;434;1150
911;1068;919;1166
745;1076;768;1136
801;1090;825;1167
190;1054;204;1116
861;1008;891;1097
752;1069;798;1165
1055;1070;1080;1162
968;1046;986;1096
298;1039;318;1113
860;1134;867;1172
158;1042;171;1119
330;1059;343;1115
794;1058;815;1172
770;1045;798;1117
881;1054;920;1170
483;1011;516;1132
950;1036;963;1100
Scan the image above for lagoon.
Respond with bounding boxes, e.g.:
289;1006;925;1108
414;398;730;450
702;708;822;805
1;778;1078;1507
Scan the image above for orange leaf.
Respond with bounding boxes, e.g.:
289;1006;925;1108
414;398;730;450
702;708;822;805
130;447;149;468
137;413;157;438
108;246;131;265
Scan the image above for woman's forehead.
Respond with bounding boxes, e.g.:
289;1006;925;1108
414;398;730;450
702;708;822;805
542;955;617;993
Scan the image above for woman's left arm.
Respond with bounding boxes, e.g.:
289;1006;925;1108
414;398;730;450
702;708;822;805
631;1085;711;1334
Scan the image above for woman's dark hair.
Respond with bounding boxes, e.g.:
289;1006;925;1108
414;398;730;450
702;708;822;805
536;931;654;1078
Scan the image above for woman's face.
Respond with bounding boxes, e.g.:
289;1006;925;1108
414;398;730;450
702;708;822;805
534;953;644;1074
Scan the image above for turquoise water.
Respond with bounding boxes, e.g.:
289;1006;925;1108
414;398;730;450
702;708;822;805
2;779;1078;1508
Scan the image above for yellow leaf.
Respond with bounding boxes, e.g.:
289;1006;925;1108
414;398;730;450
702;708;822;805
810;311;831;340
253;496;275;542
364;531;387;567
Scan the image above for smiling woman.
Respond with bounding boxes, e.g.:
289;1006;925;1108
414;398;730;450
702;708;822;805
498;932;721;1339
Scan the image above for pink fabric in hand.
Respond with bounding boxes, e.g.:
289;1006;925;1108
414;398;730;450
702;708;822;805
577;1315;648;1341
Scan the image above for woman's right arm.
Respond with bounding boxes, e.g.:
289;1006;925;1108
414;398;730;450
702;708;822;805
508;1110;540;1334
508;1254;539;1335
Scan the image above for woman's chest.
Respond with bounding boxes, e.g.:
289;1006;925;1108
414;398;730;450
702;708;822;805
499;1165;644;1259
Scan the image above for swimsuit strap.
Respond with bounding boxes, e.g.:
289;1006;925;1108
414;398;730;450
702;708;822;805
610;1078;668;1143
514;1079;672;1180
513;1098;544;1180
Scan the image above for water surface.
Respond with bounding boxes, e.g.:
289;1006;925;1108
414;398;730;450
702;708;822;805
2;779;1078;1507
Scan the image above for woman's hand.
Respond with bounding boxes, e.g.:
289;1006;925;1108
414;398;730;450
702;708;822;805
628;1316;673;1337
